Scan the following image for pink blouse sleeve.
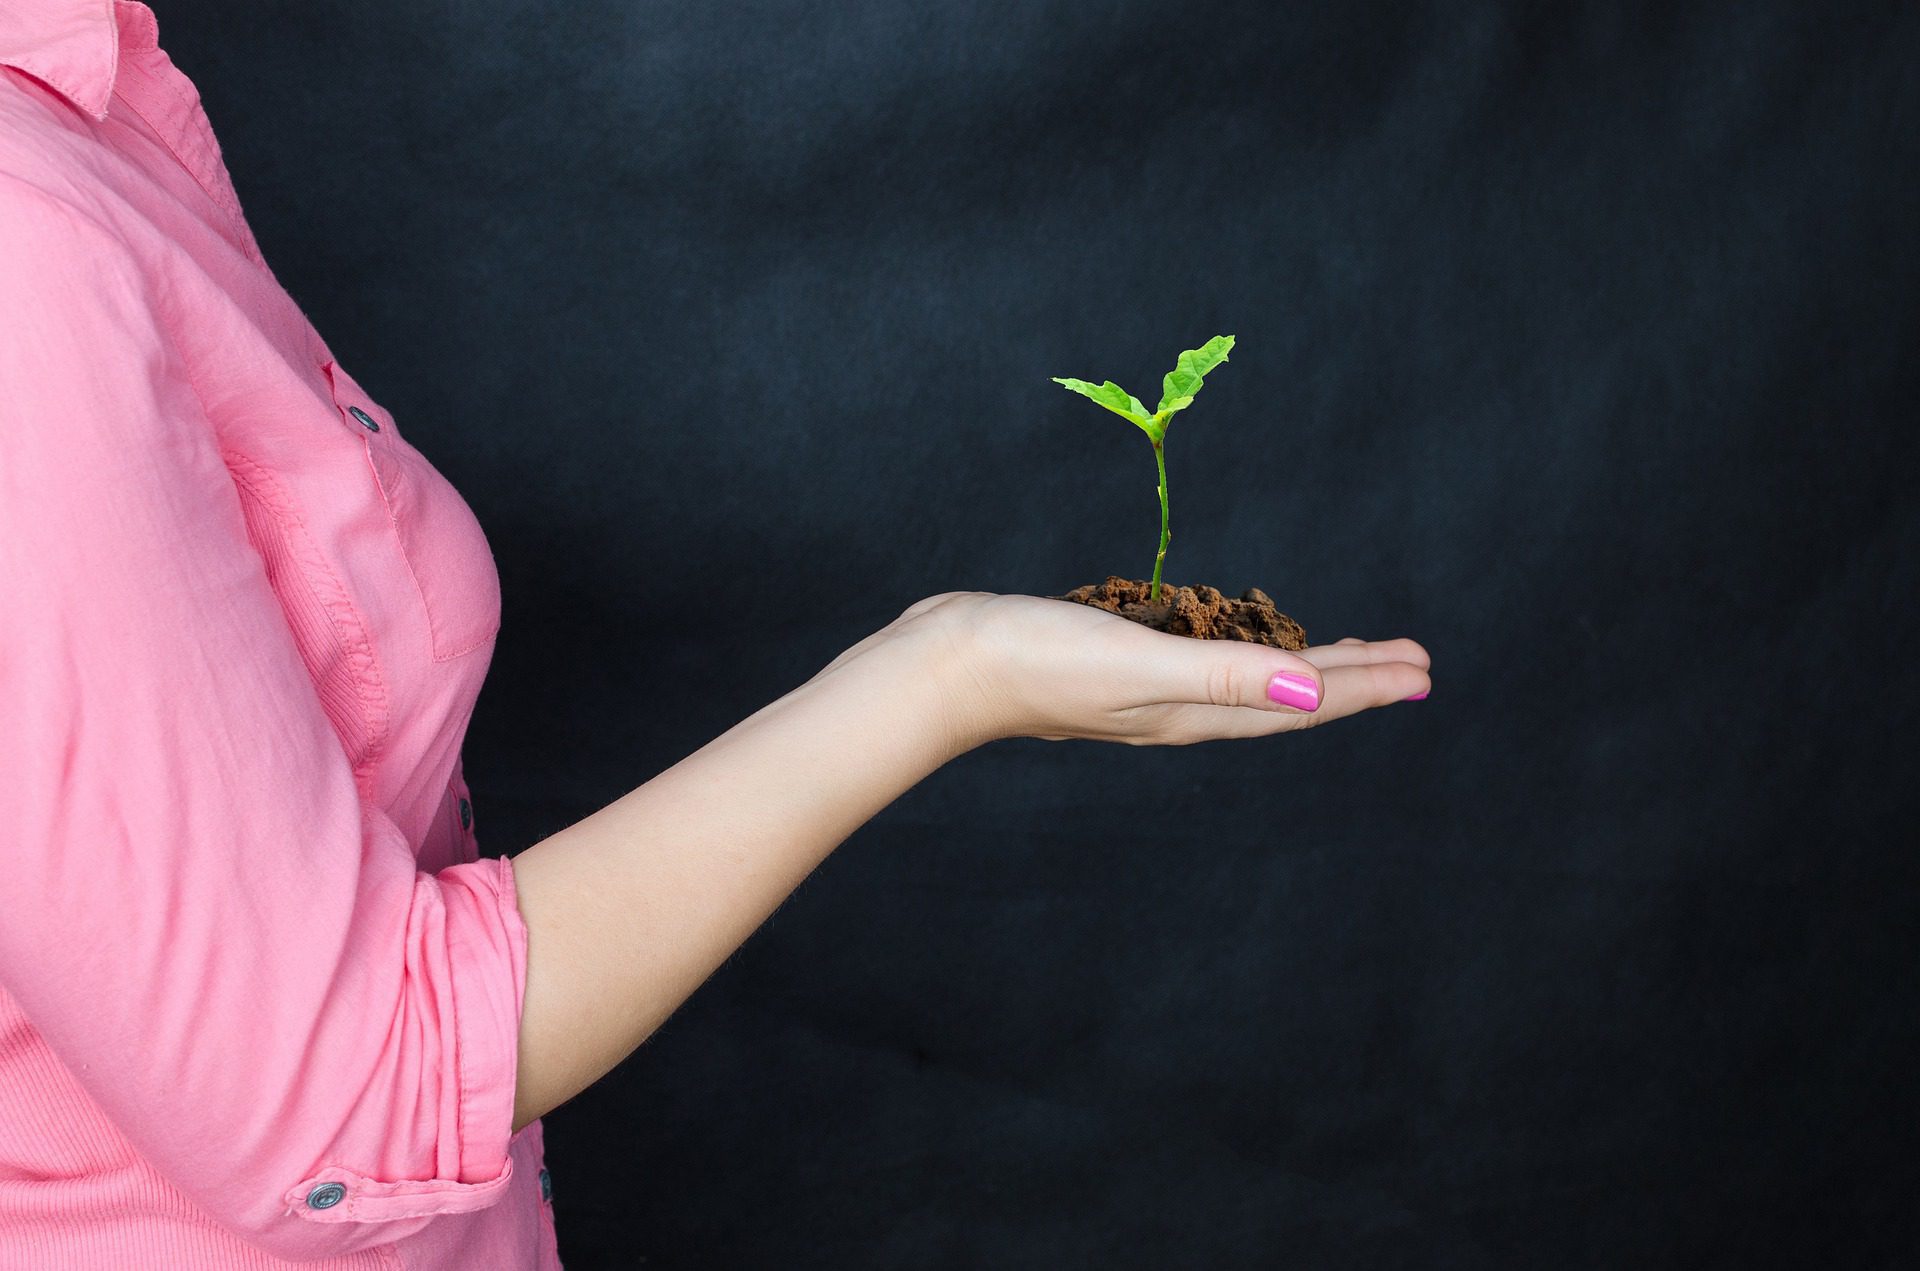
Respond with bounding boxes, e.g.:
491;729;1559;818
0;181;531;1261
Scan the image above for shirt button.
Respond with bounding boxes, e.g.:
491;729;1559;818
458;796;472;830
538;1167;552;1203
347;405;381;432
306;1182;347;1210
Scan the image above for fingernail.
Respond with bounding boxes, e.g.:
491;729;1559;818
1267;670;1320;711
1403;689;1428;701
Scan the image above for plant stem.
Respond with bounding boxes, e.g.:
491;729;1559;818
1150;439;1169;603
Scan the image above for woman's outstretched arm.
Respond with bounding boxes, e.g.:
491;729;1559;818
505;591;1429;1130
506;615;974;1132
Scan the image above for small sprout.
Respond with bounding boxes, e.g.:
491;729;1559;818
1052;335;1235;604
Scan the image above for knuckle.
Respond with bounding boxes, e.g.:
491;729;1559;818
1205;661;1242;710
901;591;960;618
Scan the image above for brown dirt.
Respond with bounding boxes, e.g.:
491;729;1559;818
1047;576;1307;649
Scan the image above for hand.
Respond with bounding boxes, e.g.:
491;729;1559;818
878;590;1430;750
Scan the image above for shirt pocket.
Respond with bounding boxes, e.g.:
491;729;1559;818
320;357;503;662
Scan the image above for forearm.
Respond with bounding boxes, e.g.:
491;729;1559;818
506;625;971;1132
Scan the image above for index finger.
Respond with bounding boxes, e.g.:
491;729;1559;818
1298;637;1431;672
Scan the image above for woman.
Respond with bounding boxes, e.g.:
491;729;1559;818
0;2;1432;1267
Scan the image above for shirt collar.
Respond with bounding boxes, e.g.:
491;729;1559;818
0;0;158;123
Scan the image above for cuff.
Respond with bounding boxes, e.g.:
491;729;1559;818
449;853;532;1182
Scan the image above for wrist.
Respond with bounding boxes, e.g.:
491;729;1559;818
863;606;1002;760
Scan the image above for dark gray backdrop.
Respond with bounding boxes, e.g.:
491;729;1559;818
161;2;1916;1266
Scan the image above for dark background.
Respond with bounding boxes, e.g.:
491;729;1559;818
165;1;1916;1266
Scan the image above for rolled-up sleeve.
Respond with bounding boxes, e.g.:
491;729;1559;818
0;181;530;1261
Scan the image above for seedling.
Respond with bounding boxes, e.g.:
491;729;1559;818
1052;334;1235;604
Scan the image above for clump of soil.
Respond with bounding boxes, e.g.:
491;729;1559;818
1048;576;1307;650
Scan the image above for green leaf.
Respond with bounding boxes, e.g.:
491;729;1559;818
1155;334;1235;417
1051;377;1156;435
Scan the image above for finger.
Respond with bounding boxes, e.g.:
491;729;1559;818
1311;659;1431;722
1133;639;1327;714
1298;637;1431;672
1127;659;1431;742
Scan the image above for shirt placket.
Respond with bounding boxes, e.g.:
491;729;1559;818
109;43;267;269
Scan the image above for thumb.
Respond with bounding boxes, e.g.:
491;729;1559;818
1259;657;1324;712
1161;644;1323;714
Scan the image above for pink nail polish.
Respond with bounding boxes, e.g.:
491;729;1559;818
1267;671;1320;711
1403;689;1428;701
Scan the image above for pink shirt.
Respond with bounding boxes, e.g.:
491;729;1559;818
1;2;560;1266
